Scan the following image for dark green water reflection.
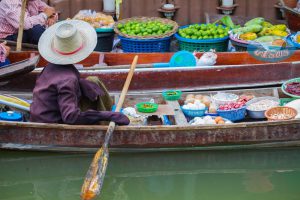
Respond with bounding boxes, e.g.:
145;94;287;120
1;148;300;200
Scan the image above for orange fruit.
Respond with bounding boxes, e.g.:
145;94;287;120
215;116;223;123
217;120;225;124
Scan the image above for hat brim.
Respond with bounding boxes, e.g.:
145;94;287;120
38;20;97;65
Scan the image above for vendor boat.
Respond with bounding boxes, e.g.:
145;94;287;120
2;51;300;93
1;86;300;153
0;55;39;81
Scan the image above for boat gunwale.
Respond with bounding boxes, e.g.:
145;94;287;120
1;119;300;131
31;61;295;73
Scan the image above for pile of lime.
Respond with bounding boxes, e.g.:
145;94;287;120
178;24;229;40
117;20;174;37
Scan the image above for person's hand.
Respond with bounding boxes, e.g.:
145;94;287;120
43;7;55;18
47;17;56;27
1;42;10;57
111;112;130;125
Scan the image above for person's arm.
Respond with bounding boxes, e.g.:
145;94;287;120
57;78;129;125
0;43;10;63
4;2;51;30
31;0;51;12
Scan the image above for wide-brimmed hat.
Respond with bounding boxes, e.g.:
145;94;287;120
38;20;97;65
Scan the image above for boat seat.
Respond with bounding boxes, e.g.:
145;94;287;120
166;100;188;126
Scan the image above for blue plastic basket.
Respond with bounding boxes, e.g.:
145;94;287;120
175;24;229;52
217;106;246;122
119;35;171;52
287;33;300;49
181;107;207;118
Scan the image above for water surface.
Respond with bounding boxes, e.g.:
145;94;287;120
1;148;300;200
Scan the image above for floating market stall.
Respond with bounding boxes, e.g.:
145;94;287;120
0;85;300;152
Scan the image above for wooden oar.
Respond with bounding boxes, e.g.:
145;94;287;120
16;0;27;51
80;55;138;200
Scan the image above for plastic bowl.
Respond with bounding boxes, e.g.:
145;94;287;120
181;106;207;118
162;90;182;101
217;106;246;122
212;93;238;106
136;102;158;113
246;96;280;119
281;77;300;98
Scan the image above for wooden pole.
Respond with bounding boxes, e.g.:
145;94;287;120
81;55;138;200
16;0;27;52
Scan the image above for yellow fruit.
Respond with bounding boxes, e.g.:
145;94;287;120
258;28;272;37
262;21;273;28
296;35;300;43
270;24;287;31
271;30;288;37
240;32;257;40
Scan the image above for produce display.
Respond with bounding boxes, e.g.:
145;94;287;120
178;24;229;40
212;93;239;106
247;99;279;111
73;10;114;29
266;107;297;121
184;94;213;111
189;116;232;125
218;102;245;111
182;100;206;110
117;20;174;37
269;113;295;120
230;17;290;46
218;95;253;111
285;82;300;96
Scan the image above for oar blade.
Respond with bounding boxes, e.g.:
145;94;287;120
81;147;109;200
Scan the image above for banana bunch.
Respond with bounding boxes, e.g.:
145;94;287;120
258;24;288;37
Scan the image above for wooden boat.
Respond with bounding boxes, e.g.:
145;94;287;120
1;87;300;153
0;55;39;81
0;39;38;51
1;51;300;93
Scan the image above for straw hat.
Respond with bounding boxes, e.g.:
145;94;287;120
38;20;97;65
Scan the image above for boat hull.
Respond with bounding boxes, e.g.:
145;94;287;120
2;51;300;93
1;120;300;152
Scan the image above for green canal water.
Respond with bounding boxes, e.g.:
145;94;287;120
1;148;300;200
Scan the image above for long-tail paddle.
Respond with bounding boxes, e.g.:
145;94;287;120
16;0;27;51
81;55;138;200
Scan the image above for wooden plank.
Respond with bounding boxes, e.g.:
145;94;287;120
166;101;188;125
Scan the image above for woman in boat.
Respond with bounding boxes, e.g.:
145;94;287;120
0;0;57;45
0;42;11;67
30;20;130;125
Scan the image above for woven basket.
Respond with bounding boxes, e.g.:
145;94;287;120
114;17;179;40
175;24;229;52
265;106;297;121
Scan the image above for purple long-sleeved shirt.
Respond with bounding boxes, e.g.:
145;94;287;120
30;63;129;125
